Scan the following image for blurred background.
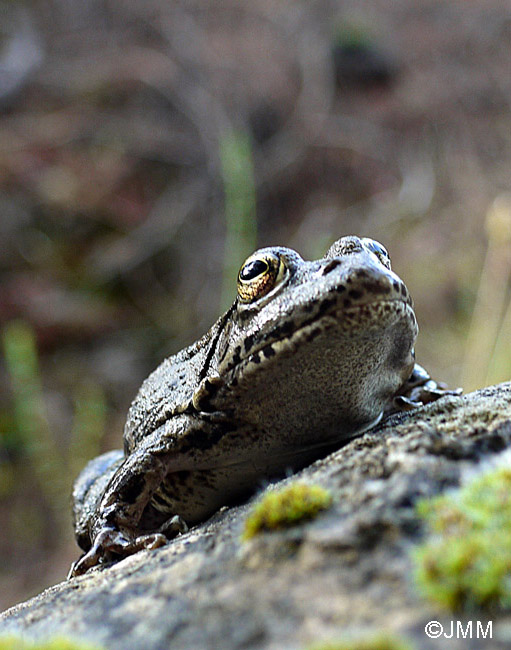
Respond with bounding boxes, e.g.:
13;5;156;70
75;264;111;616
1;0;511;610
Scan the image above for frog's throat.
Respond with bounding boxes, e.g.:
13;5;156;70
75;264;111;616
186;410;385;473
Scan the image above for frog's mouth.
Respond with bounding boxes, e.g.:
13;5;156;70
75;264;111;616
226;297;416;375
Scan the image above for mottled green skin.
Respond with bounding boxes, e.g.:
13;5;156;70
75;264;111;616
70;236;447;577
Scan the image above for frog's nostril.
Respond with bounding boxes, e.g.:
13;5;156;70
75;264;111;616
322;260;341;275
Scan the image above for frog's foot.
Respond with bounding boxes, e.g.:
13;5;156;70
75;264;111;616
389;363;462;413
67;527;168;579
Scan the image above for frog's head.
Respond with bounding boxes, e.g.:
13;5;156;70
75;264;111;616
195;236;417;445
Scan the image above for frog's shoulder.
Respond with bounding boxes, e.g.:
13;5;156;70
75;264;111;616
123;315;226;449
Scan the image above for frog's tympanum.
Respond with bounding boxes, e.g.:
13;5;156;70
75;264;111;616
69;236;458;577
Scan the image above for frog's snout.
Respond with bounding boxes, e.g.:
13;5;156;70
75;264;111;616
320;255;412;309
347;267;412;307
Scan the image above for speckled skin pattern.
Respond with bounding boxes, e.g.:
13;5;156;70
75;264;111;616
69;235;439;576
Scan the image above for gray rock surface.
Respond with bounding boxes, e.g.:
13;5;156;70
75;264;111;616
3;383;511;649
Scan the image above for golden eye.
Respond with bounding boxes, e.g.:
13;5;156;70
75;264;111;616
237;252;282;303
362;238;391;269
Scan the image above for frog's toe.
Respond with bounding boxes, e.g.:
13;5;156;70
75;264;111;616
67;527;133;578
408;384;462;406
158;514;189;537
134;533;168;550
131;516;188;552
67;545;102;578
392;385;462;413
392;395;420;411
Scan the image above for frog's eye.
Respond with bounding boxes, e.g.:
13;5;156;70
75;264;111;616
363;238;391;269
237;252;284;303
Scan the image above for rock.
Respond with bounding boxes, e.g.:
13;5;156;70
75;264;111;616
2;384;511;649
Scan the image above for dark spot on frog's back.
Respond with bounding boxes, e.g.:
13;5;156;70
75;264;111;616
226;346;242;370
363;281;391;296
174;470;190;486
118;473;147;504
322;259;341;275
279;320;295;336
305;328;323;343
262;344;276;358
266;320;295;341
318;297;336;316
179;422;237;454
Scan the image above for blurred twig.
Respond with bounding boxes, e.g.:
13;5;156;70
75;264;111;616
69;381;107;480
482;193;511;386
2;320;107;528
461;194;511;390
85;176;209;281
2;320;68;527
219;131;257;310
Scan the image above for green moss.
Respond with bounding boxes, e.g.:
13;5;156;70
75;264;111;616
333;23;373;50
306;633;413;650
0;638;104;650
414;466;511;612
242;482;332;540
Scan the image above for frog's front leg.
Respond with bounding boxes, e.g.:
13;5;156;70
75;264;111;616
68;427;189;578
391;363;462;412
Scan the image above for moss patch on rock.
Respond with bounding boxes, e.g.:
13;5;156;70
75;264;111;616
0;639;104;650
242;482;332;540
306;633;413;650
414;465;511;612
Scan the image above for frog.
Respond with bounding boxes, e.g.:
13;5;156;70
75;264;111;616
69;235;459;577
